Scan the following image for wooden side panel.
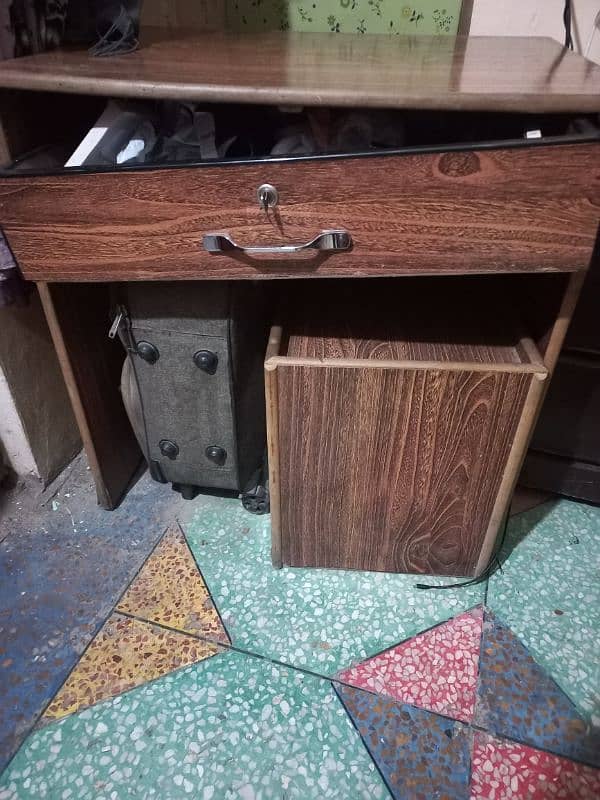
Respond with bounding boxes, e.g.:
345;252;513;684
475;374;546;574
0;288;81;484
265;326;283;568
38;283;142;509
276;364;533;576
1;143;599;282
0;119;9;167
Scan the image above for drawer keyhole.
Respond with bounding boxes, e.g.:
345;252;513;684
257;183;278;211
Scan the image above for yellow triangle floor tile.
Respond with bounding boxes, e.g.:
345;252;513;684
117;524;229;643
43;613;221;722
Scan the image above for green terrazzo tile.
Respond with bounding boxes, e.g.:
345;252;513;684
0;651;389;799
180;495;485;675
487;499;600;726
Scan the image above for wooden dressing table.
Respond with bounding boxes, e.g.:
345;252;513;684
0;32;599;576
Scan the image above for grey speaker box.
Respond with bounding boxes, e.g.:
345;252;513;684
114;282;269;504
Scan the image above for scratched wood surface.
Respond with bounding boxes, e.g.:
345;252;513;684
0;32;599;112
276;363;534;575
0;142;598;281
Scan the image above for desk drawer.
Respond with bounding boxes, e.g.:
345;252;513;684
0;141;598;281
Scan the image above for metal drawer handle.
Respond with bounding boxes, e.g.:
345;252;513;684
203;230;352;256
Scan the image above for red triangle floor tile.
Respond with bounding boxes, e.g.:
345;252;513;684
471;732;600;799
337;606;483;723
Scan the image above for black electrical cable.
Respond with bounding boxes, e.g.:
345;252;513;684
415;514;510;591
88;7;139;57
563;0;574;50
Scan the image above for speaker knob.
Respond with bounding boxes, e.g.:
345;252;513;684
205;445;227;466
136;341;159;364
193;350;218;375
159;439;179;460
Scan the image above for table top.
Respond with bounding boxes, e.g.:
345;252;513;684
0;31;599;113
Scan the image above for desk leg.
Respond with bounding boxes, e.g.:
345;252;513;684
539;271;587;375
475;270;587;575
37;282;142;509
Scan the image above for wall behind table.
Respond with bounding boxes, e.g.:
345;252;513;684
141;0;226;30
0;291;81;483
225;1;462;34
470;0;600;63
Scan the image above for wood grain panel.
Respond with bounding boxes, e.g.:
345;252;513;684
0;33;598;112
37;283;143;509
284;279;534;365
286;330;523;364
276;364;534;576
1;142;598;281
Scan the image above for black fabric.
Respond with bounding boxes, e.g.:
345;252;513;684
10;0;69;54
8;1;141;56
65;0;140;54
1;3;15;58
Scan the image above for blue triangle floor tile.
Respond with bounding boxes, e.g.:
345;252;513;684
474;609;600;767
335;683;471;800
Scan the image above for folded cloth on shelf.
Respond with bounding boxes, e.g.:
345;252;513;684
153;104;221;162
65;101;238;168
65;101;158;167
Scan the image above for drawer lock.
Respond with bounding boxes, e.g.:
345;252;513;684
257;183;278;211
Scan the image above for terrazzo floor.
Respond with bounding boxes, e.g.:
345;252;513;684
0;464;598;799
